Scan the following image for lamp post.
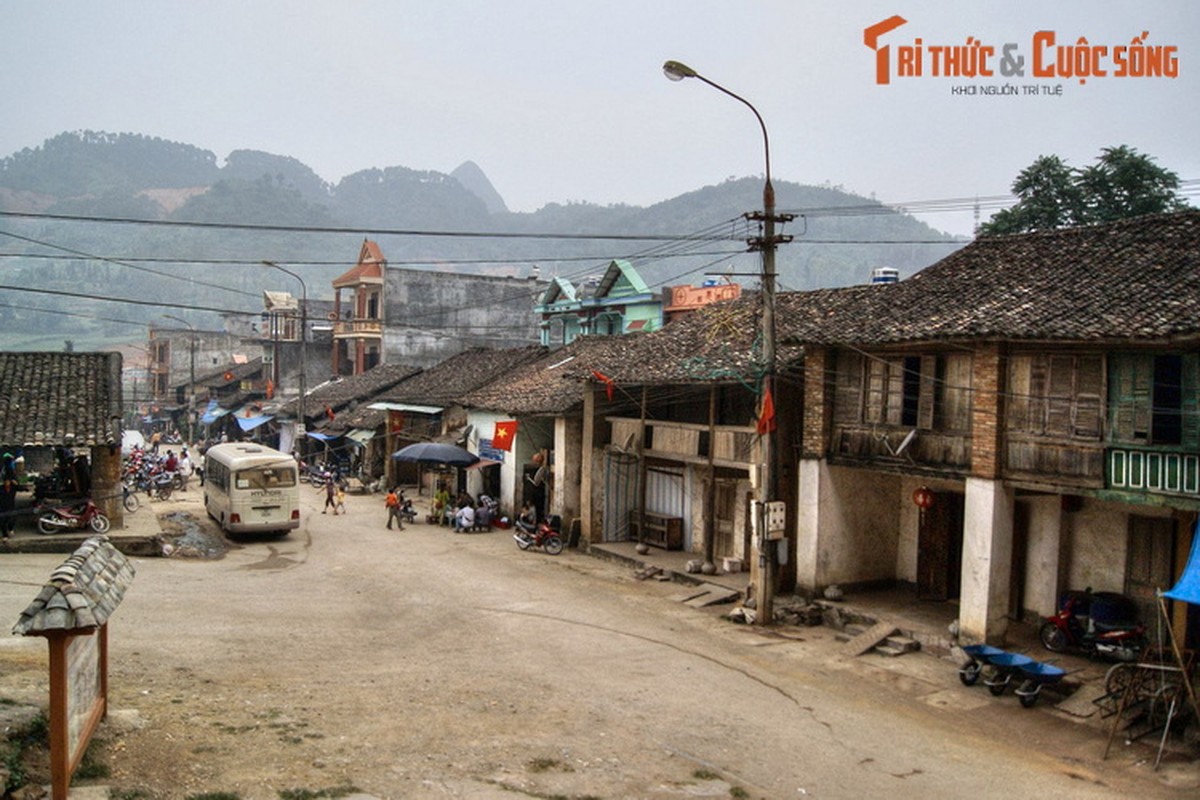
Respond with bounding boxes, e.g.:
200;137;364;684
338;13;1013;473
161;314;196;444
663;59;791;625
261;261;308;436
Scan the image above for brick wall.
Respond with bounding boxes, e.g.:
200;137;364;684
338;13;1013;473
971;343;1004;479
801;346;832;458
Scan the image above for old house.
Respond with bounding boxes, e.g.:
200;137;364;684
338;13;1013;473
0;352;126;528
783;210;1200;646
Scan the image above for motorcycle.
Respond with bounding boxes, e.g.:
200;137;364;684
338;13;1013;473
36;498;110;535
1038;588;1146;662
514;514;564;556
127;466;173;500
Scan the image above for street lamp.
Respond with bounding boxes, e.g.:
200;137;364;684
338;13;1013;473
161;314;196;444
664;59;791;624
261;261;308;436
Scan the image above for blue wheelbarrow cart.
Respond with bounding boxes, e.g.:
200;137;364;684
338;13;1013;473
1014;661;1067;708
958;644;1007;687
984;652;1036;696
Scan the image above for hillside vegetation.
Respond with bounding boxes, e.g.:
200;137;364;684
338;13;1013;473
0;131;962;348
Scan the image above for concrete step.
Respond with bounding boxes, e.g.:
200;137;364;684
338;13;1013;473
874;635;920;657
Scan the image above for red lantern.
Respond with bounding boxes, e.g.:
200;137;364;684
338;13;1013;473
912;486;935;510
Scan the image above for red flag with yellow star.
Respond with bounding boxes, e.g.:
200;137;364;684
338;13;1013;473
493;420;517;451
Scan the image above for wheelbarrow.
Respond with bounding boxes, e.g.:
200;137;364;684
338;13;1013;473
958;644;1007;687
1014;661;1067;708
984;652;1036;696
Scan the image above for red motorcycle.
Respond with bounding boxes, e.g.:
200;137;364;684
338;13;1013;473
36;498;110;535
1038;589;1146;662
514;514;564;556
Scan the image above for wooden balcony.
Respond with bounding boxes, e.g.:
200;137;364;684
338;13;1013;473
832;424;971;471
607;417;759;469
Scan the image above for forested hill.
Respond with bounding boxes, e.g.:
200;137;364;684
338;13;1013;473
0;131;963;349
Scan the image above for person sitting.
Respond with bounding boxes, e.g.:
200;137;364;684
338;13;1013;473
453;502;476;532
516;502;537;534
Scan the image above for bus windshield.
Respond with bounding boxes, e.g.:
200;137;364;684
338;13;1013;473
235;465;298;491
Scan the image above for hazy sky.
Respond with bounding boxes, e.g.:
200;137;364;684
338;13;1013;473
2;1;1196;236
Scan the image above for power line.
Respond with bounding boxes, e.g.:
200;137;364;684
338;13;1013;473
0;209;737;242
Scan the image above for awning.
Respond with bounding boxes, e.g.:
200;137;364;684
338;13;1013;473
235;413;273;432
306;431;341;442
368;401;444;415
346;429;375;446
200;399;230;426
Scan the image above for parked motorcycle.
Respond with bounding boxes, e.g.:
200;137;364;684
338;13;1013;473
1038;588;1146;662
514;514;564;555
36;498;110;535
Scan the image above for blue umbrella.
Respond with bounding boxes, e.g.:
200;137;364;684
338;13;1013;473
391;442;480;467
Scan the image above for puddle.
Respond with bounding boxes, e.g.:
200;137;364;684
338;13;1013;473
158;511;229;559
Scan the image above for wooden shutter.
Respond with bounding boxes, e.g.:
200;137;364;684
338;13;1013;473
1182;353;1200;448
942;353;973;432
917;355;936;430
865;357;887;424
1073;355;1104;439
1045;355;1075;437
833;351;864;424
1007;354;1034;432
885;358;906;425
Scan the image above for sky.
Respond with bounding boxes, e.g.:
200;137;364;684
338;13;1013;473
2;1;1197;237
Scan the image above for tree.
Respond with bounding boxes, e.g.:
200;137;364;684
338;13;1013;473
980;146;1188;236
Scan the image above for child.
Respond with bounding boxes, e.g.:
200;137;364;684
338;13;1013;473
336;485;346;514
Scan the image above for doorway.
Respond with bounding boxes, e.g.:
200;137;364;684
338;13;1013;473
917;491;964;601
1126;515;1176;629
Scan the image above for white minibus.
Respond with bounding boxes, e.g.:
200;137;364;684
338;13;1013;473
203;443;300;535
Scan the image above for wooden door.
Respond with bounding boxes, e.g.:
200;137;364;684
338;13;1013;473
917;491;964;601
1125;515;1176;627
714;480;737;558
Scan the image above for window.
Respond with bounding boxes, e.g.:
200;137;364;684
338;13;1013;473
1110;352;1196;446
1006;352;1103;440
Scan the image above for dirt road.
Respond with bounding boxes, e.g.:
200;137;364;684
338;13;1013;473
2;487;1198;799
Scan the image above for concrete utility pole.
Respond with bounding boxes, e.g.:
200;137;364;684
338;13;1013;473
161;315;196;444
663;60;793;624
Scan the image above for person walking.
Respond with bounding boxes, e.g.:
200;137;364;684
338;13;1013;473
0;475;17;539
385;486;404;530
322;475;338;515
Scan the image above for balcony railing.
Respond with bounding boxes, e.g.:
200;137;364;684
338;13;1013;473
607;417;758;468
1107;446;1200;498
333;319;383;338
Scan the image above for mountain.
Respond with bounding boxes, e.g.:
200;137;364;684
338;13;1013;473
451;160;508;215
0;130;963;349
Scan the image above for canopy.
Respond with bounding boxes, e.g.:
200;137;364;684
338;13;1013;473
1163;519;1200;605
235;413;273;432
200;399;230;426
392;442;479;467
306;431;340;442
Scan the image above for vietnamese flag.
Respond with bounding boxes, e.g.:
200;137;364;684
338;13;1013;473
756;386;777;435
493;420;518;451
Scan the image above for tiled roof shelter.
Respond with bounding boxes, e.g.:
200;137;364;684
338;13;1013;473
0;352;123;447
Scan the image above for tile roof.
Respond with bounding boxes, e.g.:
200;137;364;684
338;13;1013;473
333;239;387;287
275;362;422;421
459;303;799;416
12;536;136;635
376;346;548;407
776;210;1200;347
0;352;123;447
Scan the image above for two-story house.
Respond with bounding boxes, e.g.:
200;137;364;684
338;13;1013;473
784;210;1200;646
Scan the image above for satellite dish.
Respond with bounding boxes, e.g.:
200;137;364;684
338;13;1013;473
886;429;918;457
